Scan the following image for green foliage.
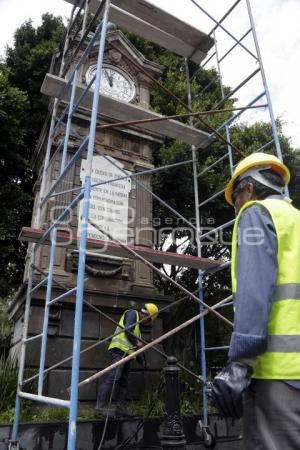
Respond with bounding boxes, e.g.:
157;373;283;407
29;406;69;423
130;371;204;417
0;354;94;424
0;66;32;299
0;356;40;423
0;14;65;300
0;303;11;338
5;14;65;149
0;403;34;424
131;390;165;417
179;372;202;416
0;355;18;414
0;403;97;424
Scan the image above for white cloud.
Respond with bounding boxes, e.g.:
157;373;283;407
0;0;299;147
251;0;300;147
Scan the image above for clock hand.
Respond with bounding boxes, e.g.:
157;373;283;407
104;70;113;87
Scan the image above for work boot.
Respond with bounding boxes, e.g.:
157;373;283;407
115;386;136;418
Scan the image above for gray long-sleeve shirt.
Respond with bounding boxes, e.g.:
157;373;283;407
228;195;300;388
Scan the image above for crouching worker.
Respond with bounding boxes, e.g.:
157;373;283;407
95;303;158;418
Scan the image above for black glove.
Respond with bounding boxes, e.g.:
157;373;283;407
211;361;253;419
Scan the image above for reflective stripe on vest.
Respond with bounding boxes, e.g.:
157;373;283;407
108;310;141;355
231;198;300;379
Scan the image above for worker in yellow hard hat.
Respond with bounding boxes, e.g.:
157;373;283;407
224;152;290;209
95;303;158;418
212;152;300;449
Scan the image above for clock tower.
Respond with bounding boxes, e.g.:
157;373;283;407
83;28;162;107
10;28;172;402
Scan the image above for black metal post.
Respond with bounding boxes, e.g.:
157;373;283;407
161;357;186;450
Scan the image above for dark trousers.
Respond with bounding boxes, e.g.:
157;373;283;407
243;380;300;449
96;350;131;409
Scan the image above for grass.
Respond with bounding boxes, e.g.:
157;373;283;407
0;403;100;425
0;354;39;424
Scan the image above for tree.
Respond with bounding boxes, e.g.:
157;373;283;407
0;67;30;299
124;32;300;369
0;15;65;299
5;14;65;154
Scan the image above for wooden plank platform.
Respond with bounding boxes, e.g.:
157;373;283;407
41;73;210;147
20;227;222;271
64;0;214;64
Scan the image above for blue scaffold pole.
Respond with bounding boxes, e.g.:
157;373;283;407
245;0;289;196
67;1;111;449
38;228;57;395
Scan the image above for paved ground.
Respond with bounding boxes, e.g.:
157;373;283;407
0;416;244;449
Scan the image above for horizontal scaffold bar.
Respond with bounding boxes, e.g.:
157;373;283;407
19;392;70;408
19;227;221;271
95;104;267;131
204;346;230;351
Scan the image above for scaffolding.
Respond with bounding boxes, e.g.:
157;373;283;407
9;1;288;449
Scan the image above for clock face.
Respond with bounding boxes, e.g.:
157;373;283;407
85;64;136;103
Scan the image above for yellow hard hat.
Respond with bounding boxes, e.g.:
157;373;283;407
143;303;158;321
225;152;290;206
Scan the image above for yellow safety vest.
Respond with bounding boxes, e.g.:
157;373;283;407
108;310;141;355
232;198;300;379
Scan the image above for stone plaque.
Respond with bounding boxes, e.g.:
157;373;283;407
78;155;132;243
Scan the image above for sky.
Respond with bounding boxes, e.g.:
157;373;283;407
1;0;300;147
